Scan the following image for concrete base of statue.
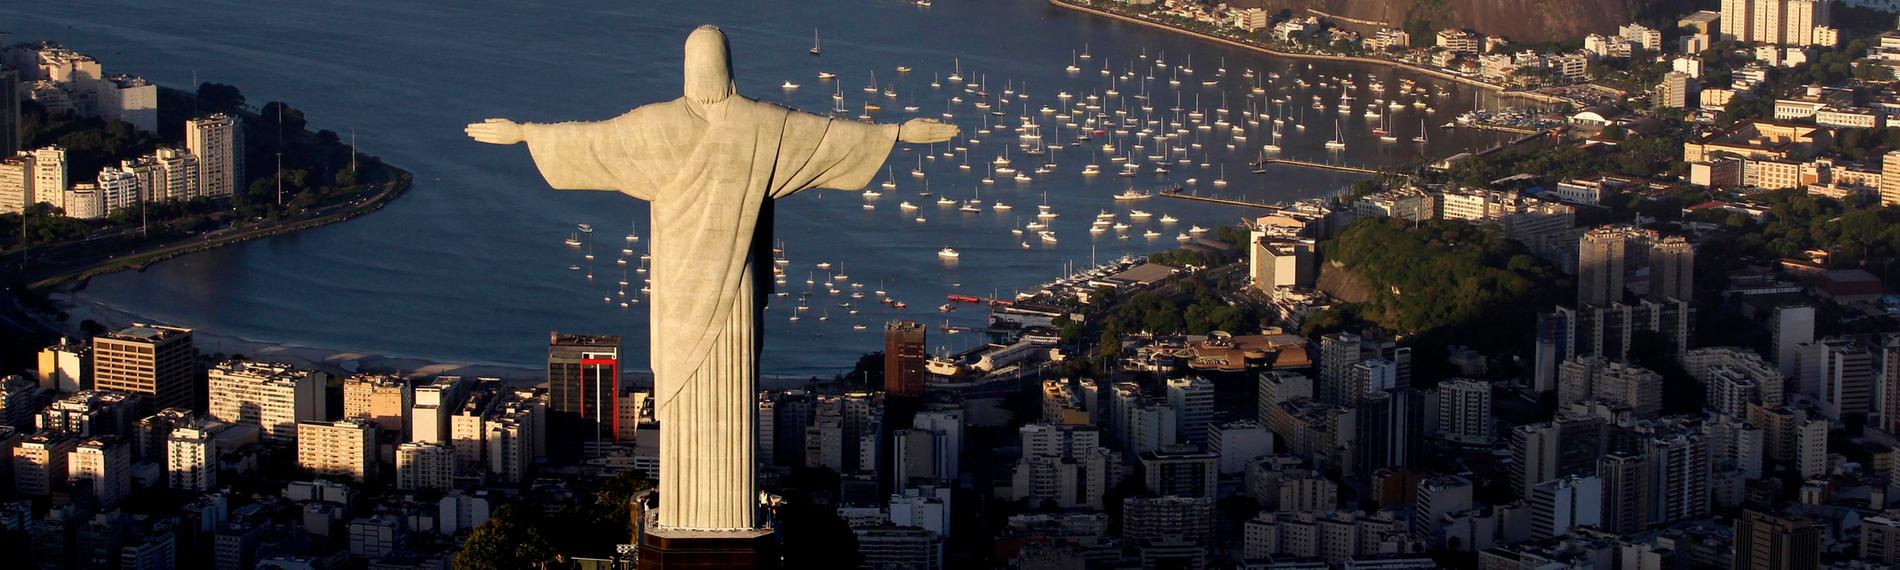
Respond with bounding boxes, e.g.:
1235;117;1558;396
637;526;775;569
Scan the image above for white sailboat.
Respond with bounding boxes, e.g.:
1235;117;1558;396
1324;119;1347;150
809;29;821;55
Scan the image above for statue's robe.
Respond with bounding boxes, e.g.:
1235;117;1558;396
521;97;897;530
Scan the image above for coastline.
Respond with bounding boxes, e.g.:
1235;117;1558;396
51;293;551;385
25;167;412;294
1046;0;1571;106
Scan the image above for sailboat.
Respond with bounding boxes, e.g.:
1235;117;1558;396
809;29;821;55
948;58;964;82
1066;50;1081;73
1412;117;1429;143
1325;119;1347;150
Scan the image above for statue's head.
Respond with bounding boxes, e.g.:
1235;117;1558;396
684;25;736;106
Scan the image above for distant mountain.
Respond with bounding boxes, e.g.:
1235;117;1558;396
1228;0;1697;45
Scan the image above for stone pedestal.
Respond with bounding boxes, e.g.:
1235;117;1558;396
637;527;776;570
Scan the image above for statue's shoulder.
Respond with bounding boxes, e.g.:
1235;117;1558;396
732;97;792;116
624;99;690;121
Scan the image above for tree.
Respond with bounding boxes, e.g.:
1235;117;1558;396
453;505;559;570
196;83;246;115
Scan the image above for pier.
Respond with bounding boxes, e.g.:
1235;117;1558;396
1259;158;1389;176
1158;187;1288;211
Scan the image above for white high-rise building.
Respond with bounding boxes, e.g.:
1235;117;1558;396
1773;306;1816;377
31;145;64;206
96;167;139;215
1722;0;1754;41
61;182;104;219
206;361;328;442
185;114;243;198
296;419;376;482
1437;378;1493;445
412;377;466;444
68;436;130;507
151;147;199;201
1752;0;1788;45
1165;377;1214;446
0;154;32;214
395;442;454;491
166;421;218;491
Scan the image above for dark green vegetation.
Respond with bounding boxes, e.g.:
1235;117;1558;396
1305;218;1566;366
453;469;652;569
1688;189;1900;287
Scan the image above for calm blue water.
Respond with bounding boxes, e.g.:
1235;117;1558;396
5;0;1510;375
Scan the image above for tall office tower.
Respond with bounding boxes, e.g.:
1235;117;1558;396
185;114;243;198
1796;337;1874;422
1721;0;1754;41
884;321;927;397
1649;236;1694;302
14;432;78;496
1733;510;1820;570
92;324;196;411
296;419;376;482
1353;389;1422;475
1436;378;1492;445
547;332;620;453
342;374;410;437
770;391;815;467
0;66;18;157
1597;451;1648;535
1772;306;1815;378
1165;377;1214;447
206;361;326;442
68;436;130;507
395;442;454;491
0;153;30;214
1646;432;1711;525
1884;335;1900;435
32;145;66;205
1578;227;1632;307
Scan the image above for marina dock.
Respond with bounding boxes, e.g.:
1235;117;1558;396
1258;158;1388;176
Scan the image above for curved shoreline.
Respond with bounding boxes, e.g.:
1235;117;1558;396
1047;0;1570;106
25;165;413;294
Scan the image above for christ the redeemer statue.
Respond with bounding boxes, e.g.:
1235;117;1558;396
466;25;956;532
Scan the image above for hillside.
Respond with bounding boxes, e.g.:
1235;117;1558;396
1229;0;1695;45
